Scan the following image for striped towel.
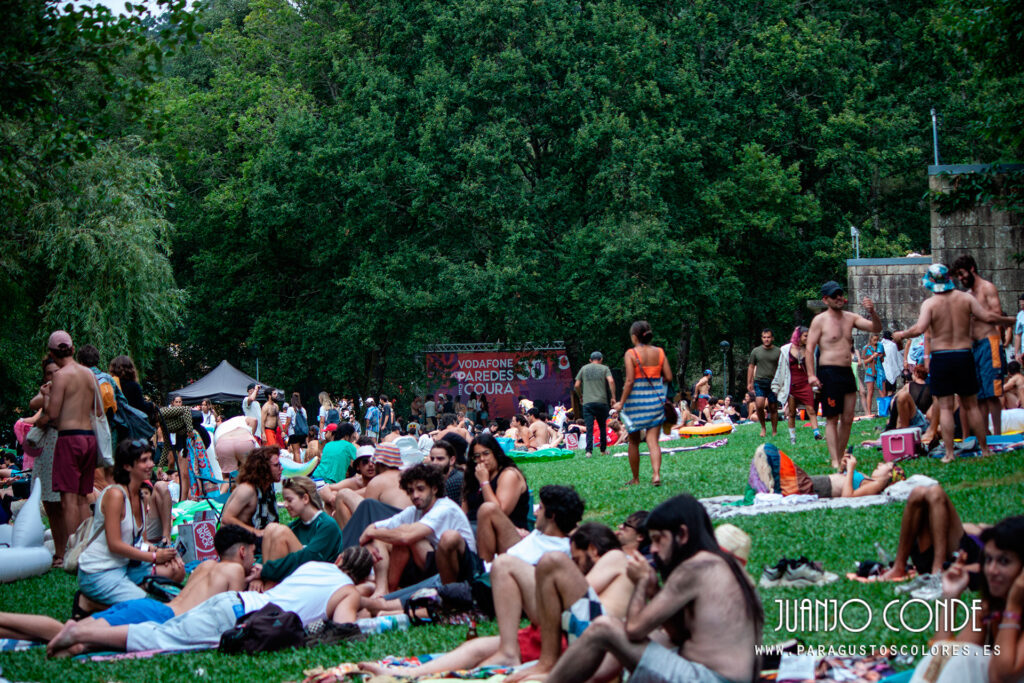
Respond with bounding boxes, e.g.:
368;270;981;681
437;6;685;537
622;377;666;433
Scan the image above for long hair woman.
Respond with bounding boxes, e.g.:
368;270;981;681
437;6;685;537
613;320;673;486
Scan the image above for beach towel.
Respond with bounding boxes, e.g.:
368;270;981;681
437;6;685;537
701;474;938;520
747;443;814;497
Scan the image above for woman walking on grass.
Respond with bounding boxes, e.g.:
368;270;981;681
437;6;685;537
612;320;672;487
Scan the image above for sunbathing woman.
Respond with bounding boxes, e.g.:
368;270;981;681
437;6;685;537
910;515;1024;682
463;434;530;561
808;454;905;499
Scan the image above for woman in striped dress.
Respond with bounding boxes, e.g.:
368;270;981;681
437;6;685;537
613;320;673;486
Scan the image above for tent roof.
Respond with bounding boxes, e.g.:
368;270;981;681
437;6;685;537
169;360;279;404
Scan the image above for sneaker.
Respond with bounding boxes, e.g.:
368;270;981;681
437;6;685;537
814;431;823;440
790;435;797;445
762;558;791;582
784;558;826;586
305;620;363;646
585;451;593;458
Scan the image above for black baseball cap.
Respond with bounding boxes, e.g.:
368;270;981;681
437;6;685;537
821;281;844;298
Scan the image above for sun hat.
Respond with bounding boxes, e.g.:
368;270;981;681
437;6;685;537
373;443;402;469
393;435;425;470
714;524;751;566
355;445;375;460
704;369;713;376
922;263;956;293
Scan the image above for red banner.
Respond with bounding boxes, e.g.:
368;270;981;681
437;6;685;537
425;349;573;419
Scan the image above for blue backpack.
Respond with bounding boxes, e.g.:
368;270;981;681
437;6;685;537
293;409;309;437
326;408;340;426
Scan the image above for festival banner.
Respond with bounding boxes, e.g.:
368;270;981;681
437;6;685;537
424;348;573;419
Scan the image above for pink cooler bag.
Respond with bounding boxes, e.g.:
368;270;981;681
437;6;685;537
881;427;921;462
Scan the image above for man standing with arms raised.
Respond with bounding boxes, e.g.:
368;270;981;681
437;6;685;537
806;281;881;469
953;254;1008;435
575;351;616;457
746;329;781;438
42;330;99;556
261;388;283;448
894;264;1013;462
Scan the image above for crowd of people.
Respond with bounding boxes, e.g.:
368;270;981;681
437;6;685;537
0;252;1022;682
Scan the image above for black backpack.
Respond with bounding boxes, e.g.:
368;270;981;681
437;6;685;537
293;408;309;437
218;603;305;654
326;408;340;425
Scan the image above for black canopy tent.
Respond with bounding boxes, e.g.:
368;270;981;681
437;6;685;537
168;360;279;404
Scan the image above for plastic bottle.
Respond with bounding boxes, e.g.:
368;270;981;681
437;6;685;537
356;614;411;635
874;541;893;565
466;618;478;640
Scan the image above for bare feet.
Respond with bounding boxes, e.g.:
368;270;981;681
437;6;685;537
759;430;767;438
358;661;418;676
981;449;994;458
46;620;78;658
507;665;550;682
651;477;662;486
941;452;956;464
879;566;907;582
624;478;640;486
480;651;522;668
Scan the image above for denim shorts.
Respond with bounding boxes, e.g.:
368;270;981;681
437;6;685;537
79;561;152;605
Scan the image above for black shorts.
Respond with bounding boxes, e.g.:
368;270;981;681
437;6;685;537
400;547;483;587
287;434;307;446
929;349;978;398
910;532;983;575
818;365;857;417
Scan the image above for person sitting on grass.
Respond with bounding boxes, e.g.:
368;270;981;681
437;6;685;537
0;525;258;642
879;485;988;581
807;454;905;499
358;522;631;680
910;515;1024;682
426;439;464;506
332;443;412;529
76;439;185;612
615;510;650;556
250;476;343;590
47;551;368;658
463;434;531;559
219;446;283;548
537;494;764;683
359;463;477;597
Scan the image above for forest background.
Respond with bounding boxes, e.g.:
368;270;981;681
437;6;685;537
1;0;1021;424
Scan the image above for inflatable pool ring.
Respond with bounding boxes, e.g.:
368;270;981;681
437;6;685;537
677;422;734;438
279;453;320;478
509;448;576;464
0;478;54;582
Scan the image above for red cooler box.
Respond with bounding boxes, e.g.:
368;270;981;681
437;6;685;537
881;427;921;462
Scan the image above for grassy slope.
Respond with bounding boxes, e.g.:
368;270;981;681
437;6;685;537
1;418;1021;681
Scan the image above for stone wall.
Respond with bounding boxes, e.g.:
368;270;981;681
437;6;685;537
846;257;932;334
929;166;1024;315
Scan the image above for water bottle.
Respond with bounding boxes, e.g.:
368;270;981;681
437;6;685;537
874;541;893;566
356;614;411;634
466;618;478;641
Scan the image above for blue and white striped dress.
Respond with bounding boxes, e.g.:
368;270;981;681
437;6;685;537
623;350;667;433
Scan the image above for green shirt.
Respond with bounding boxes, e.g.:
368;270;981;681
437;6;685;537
748;345;781;381
314;440;356;484
575;363;612;405
259;511;343;582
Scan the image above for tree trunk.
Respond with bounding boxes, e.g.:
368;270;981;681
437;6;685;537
676;319;691;397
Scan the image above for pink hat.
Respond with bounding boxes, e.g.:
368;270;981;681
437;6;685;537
48;330;73;350
373;443;402;469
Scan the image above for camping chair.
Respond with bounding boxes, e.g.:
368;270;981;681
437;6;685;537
194;474;234;522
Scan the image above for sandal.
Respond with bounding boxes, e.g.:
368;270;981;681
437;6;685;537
51;556;64;569
70;591;93;621
651;478;662;487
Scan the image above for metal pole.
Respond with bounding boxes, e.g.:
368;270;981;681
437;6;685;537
931;108;940;166
722;351;728;397
256;355;260;382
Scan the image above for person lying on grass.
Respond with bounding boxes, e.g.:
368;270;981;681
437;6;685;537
880;484;988;581
807;454;905;499
359;463;477;598
0;525;257;642
249;476;343;591
537;494;763;683
911;515;1024;682
46;547;373;658
359;522;633;680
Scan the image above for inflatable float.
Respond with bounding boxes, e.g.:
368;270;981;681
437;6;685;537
279;452;320;478
509;448;576;464
677;422;734;438
0;478;54;582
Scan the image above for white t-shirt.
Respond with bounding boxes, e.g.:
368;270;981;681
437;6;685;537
1015;311;1024;356
239;561;353;624
201;411;217;430
506;530;571;566
425;400;436;417
376;497;476;552
242;397;262;434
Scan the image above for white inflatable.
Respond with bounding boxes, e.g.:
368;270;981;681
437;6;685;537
993;408;1024;434
0;478;54;582
278;452;320;478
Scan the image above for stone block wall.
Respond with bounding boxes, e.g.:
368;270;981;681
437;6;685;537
929;169;1024;315
846;257;932;334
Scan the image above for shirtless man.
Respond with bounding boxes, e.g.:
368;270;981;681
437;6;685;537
322;443;377;520
432;413;470;443
806;282;882;469
334;444;412;531
526;408;561;450
953;255;1007;435
539;494;763;683
220;446;283;546
0;525;257;644
43;330;100;551
261;388;283;448
1003;361;1023;410
694;370;712;410
894;264;1014;462
508;414;530;449
360;522;631;680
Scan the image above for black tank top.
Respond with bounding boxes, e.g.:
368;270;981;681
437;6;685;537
466;466;530;528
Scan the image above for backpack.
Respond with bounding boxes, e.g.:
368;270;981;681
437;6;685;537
293;408;308;437
219;602;305;654
326;408;340;426
108;379;155;442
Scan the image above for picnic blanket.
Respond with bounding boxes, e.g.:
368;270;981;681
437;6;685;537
701;474;938;520
0;637;41;652
303;656;514;682
611;438;729;457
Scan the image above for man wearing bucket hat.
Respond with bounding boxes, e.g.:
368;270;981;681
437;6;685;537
333;443;414;545
894;263;1014;462
806;281;882;470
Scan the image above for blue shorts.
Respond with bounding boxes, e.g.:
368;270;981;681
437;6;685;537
754;379;779;406
93;598;174;626
973;334;1004;400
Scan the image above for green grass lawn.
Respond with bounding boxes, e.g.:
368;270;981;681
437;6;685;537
2;419;1021;682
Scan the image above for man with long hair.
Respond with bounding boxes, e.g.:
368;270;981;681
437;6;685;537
540;494;763;683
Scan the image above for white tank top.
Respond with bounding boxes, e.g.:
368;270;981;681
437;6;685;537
79;484;146;574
